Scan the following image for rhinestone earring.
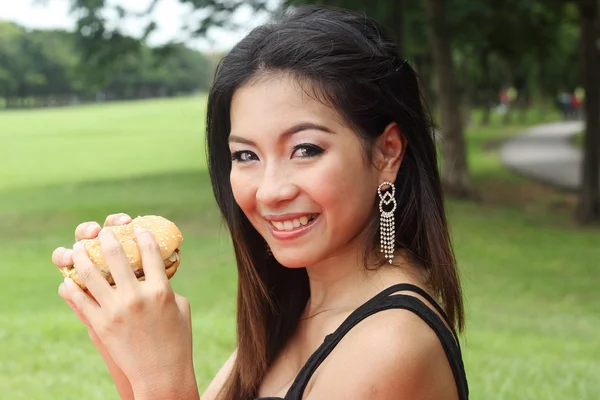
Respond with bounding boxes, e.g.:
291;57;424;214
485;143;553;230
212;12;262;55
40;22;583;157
378;181;397;264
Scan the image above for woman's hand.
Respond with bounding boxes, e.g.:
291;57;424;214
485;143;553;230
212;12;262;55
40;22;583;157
53;213;135;400
62;222;199;400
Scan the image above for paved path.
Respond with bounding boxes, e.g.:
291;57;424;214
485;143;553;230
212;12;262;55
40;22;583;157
499;121;584;191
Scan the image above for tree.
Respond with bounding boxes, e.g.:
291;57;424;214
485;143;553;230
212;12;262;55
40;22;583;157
0;21;213;108
575;0;600;223
449;0;571;125
58;0;275;83
57;0;478;198
285;0;416;58
425;0;474;198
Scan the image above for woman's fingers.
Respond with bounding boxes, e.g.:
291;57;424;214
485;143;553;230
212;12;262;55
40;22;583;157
52;247;74;268
74;213;131;243
104;213;132;227
75;221;101;242
58;281;92;327
63;277;102;326
135;228;169;284
97;229;137;288
72;241;113;302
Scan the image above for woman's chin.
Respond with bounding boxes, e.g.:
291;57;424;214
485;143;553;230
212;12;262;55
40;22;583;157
273;258;307;269
271;251;317;269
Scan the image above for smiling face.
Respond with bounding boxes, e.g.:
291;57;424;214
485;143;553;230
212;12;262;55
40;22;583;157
228;75;397;268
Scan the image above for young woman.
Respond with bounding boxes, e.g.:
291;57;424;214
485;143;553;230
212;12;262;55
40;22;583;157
52;6;469;400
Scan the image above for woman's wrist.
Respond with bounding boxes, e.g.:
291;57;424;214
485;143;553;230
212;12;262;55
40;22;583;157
130;366;200;400
88;328;135;400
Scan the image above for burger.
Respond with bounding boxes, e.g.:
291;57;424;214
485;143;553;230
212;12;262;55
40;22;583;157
59;215;183;290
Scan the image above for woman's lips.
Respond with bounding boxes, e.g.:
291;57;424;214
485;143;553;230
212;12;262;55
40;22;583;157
266;214;320;240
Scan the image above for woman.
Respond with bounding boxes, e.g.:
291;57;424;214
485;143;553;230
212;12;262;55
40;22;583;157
52;6;469;400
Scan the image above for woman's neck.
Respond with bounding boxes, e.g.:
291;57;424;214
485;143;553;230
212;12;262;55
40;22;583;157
302;247;425;318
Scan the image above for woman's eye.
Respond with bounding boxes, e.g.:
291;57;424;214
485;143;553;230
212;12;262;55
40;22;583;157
231;150;258;163
292;144;325;158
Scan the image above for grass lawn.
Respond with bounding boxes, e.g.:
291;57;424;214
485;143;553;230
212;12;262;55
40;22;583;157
0;98;598;399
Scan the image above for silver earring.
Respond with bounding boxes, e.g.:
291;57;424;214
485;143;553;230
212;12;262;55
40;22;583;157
378;181;397;264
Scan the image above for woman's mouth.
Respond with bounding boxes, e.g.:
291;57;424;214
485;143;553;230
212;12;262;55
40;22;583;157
269;214;319;231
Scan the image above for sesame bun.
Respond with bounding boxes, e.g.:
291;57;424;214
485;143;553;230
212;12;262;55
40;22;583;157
60;215;183;290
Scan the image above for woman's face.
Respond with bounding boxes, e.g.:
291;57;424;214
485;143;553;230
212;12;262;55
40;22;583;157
228;75;394;268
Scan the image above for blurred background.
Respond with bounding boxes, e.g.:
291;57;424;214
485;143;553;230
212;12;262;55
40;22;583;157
0;0;598;399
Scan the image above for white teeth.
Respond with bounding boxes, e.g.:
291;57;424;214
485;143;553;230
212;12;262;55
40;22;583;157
271;214;317;231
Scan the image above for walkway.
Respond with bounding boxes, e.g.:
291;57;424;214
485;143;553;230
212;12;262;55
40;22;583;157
499;121;584;191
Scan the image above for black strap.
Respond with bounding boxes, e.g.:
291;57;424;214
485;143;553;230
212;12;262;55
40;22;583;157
283;284;468;400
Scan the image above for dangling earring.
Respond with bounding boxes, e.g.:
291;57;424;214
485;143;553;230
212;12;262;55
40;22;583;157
378;181;397;264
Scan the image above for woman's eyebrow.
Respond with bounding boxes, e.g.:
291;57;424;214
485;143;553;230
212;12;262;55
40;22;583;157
281;122;334;137
228;122;334;145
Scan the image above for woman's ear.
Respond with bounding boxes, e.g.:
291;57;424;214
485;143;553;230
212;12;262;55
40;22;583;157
373;122;406;182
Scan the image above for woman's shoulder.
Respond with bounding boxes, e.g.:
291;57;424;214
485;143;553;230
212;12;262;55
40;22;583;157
336;307;450;366
306;309;459;399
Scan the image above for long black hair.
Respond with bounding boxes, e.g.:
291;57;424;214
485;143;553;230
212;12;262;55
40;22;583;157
206;5;464;399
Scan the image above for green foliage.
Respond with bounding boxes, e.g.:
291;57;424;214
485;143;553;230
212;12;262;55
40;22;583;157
52;0;584;110
66;0;274;71
450;0;579;103
0;21;214;107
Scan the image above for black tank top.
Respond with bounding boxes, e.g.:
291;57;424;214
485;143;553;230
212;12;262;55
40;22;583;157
255;283;469;400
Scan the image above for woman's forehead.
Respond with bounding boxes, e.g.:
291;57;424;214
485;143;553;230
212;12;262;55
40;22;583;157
229;77;343;136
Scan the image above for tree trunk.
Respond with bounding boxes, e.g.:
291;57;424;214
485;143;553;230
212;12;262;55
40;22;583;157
425;0;474;198
479;48;492;126
576;0;600;223
382;0;405;58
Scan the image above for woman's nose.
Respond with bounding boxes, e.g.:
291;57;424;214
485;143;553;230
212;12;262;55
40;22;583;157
255;172;299;207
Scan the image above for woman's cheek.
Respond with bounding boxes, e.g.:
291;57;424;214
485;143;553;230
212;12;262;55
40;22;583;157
230;170;254;211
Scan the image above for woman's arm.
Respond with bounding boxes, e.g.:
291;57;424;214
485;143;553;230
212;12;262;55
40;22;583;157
127;350;236;400
130;369;200;400
88;328;135;400
200;350;237;400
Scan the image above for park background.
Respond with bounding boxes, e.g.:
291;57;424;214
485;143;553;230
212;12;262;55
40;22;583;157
0;0;599;399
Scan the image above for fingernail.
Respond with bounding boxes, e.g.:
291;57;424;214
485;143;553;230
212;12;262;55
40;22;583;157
134;228;146;235
85;224;97;236
73;242;83;251
119;215;130;223
62;250;73;264
64;277;75;289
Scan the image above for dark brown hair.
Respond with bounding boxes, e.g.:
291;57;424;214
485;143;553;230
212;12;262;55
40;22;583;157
206;5;464;399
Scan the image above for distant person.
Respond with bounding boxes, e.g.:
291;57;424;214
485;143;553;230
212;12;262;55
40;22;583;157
51;6;469;400
571;92;581;119
573;87;585;120
499;89;510;112
557;92;572;119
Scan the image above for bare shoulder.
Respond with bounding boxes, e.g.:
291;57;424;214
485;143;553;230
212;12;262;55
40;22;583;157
201;349;237;400
307;310;459;400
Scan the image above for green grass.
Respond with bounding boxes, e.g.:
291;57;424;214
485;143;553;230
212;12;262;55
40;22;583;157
0;98;598;399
